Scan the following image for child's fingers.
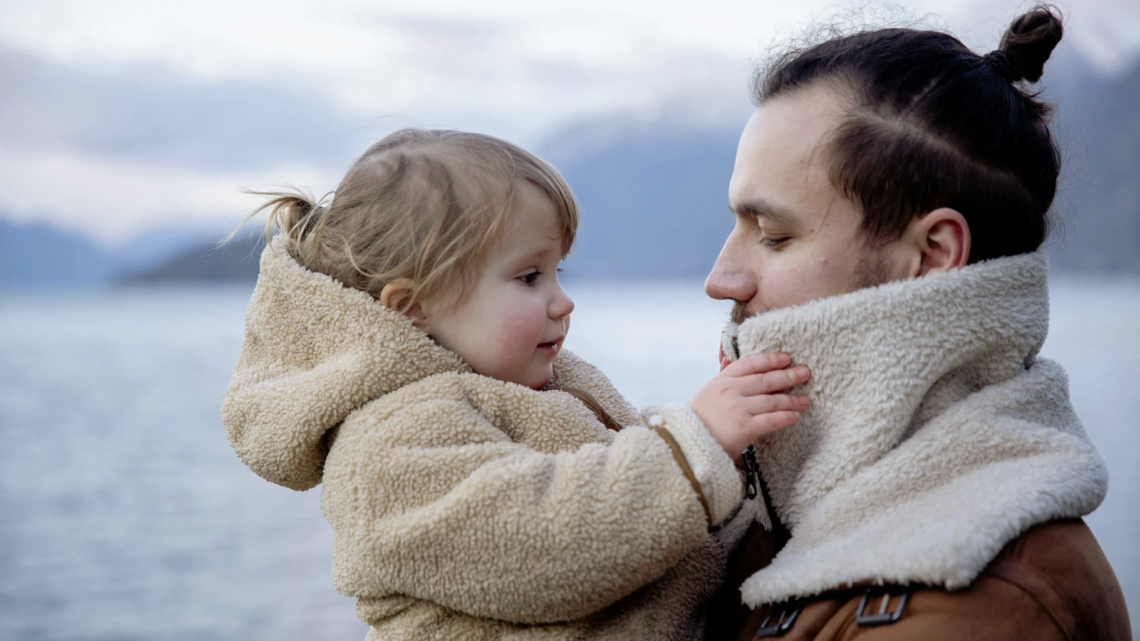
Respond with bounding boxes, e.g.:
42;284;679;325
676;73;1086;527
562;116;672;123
735;365;811;395
748;410;802;437
721;352;792;377
745;393;810;415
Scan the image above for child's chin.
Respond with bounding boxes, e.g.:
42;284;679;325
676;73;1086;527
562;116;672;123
527;368;554;390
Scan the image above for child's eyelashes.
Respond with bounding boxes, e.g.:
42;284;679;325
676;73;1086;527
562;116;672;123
517;267;564;285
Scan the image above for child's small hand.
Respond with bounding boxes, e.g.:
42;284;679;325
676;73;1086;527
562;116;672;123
690;353;810;463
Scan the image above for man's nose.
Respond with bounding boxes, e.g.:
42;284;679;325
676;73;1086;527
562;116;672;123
705;240;756;303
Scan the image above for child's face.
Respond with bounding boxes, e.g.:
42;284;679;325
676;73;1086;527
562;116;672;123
423;181;574;390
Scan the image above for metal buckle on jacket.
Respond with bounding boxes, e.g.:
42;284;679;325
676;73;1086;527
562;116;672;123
754;603;801;638
855;586;911;627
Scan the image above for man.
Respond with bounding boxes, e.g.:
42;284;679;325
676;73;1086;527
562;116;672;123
702;7;1131;640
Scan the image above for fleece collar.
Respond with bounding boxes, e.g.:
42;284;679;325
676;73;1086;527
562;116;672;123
720;252;1108;605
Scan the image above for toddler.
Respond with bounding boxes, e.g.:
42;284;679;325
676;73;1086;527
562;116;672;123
222;129;809;640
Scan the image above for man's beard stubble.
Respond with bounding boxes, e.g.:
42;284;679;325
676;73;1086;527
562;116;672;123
730;301;750;325
727;252;892;326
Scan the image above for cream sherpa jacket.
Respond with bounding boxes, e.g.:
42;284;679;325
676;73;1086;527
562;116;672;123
717;252;1109;608
222;238;744;640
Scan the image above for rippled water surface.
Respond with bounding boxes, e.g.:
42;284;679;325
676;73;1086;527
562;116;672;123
1;280;1136;639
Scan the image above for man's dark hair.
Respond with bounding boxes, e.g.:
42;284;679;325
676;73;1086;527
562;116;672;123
753;5;1063;263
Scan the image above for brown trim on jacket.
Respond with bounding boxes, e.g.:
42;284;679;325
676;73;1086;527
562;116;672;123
650;426;714;526
706;519;1131;641
561;386;715;526
560;386;625;433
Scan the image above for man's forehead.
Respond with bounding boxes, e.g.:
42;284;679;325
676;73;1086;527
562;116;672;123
728;140;814;228
736;86;851;168
730;89;854;226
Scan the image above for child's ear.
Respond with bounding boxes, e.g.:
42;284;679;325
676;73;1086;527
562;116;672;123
380;279;428;325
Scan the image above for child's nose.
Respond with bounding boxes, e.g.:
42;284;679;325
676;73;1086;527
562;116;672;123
550;287;574;319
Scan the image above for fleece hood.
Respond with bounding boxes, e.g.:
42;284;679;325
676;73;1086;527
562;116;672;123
221;237;469;491
719;252;1108;605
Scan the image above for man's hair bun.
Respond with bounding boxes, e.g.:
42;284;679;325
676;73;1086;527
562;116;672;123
989;4;1064;83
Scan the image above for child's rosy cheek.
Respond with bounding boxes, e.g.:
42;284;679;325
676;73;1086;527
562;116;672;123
497;311;543;346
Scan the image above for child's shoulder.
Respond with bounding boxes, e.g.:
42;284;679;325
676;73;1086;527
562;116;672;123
548;350;641;428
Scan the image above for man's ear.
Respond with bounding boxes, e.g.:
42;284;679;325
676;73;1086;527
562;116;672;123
901;208;971;277
379;278;428;326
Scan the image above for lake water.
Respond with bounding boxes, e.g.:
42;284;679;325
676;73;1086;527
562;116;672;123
1;280;1137;640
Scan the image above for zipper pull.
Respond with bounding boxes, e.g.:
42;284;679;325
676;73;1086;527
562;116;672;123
743;445;759;500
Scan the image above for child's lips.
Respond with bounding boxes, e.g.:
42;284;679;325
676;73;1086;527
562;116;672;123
538;337;565;353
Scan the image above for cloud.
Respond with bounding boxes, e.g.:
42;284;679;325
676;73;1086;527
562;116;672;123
0;1;856;139
0;143;338;244
0;5;764;242
1;0;1136;243
0;46;407;243
0;47;377;172
955;0;1140;74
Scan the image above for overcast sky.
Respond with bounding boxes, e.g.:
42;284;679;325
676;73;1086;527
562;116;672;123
1;0;1138;244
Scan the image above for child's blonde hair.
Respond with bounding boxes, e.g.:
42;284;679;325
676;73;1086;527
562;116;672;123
250;128;578;312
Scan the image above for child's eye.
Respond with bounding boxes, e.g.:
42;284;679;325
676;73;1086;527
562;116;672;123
518;271;540;285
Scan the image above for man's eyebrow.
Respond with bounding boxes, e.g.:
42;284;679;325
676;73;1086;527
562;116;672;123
730;198;802;226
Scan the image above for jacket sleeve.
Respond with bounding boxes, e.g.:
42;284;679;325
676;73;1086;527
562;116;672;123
321;375;741;624
643;402;746;530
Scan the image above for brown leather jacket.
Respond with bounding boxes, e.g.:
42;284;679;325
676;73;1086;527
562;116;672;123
706;518;1131;640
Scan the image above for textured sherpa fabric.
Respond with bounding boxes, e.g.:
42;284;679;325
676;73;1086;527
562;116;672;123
717;252;1109;607
645;403;746;529
222;237;743;639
